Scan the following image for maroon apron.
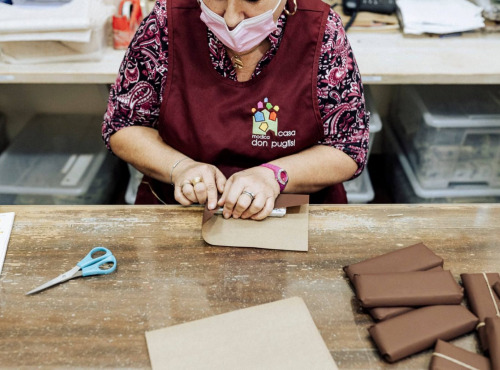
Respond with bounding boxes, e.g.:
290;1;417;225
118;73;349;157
136;0;347;204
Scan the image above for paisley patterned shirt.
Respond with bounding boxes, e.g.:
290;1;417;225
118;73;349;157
103;0;370;177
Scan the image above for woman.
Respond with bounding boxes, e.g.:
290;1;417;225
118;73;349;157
103;0;370;220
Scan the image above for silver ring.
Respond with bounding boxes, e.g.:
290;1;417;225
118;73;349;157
241;191;255;201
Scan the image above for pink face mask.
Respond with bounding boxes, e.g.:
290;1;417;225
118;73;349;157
199;0;281;54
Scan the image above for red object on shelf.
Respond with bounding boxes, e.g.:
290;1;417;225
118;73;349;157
112;0;143;50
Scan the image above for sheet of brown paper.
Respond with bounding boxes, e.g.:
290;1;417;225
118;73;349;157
460;273;500;351
485;317;500;370
145;297;338;370
353;271;463;308
343;242;443;282
368;305;478;363
202;194;309;251
429;339;491;370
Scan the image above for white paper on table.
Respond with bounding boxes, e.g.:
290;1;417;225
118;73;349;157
145;297;338;370
0;212;15;275
396;0;485;34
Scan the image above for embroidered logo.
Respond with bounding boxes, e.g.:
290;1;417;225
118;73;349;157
252;97;279;135
251;97;296;149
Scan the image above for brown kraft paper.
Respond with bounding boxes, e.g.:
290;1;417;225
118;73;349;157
494;281;500;299
343;242;443;282
202;194;309;251
353;271;463;308
368;266;444;322
429;339;491;370
461;273;500;352
485;317;500;370
368;305;478;363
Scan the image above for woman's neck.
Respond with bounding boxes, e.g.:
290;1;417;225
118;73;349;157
226;40;271;82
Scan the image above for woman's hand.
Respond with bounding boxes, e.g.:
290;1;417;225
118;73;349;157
218;166;280;220
172;159;226;210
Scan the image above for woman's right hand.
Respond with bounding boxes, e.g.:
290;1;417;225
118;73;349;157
172;159;226;210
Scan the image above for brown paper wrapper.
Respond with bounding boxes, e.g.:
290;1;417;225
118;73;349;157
461;273;500;352
485;317;500;370
368;305;478;363
494;281;500;300
344;242;443;282
429;339;490;370
368;306;414;322
353;271;463;308
368;266;444;321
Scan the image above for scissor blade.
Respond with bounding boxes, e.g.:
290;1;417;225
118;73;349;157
26;265;82;295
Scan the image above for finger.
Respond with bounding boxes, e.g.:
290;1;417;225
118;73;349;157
181;182;198;203
215;168;227;194
241;193;265;219
174;182;193;206
232;192;253;219
217;177;233;207
205;178;219;210
251;196;275;221
222;182;245;219
192;181;207;205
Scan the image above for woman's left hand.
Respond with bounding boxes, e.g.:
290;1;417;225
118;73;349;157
218;166;280;220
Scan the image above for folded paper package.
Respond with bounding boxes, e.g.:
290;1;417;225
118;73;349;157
461;273;500;352
494;281;500;299
368;305;478;363
343;242;444;282
353;270;463;308
0;0;115;63
368;265;444;321
345;243;499;365
429;339;490;370
485;317;500;370
344;242;444;322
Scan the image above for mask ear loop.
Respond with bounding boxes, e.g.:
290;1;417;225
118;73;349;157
284;0;297;16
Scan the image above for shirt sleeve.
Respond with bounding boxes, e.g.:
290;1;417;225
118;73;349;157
102;0;169;151
316;9;370;179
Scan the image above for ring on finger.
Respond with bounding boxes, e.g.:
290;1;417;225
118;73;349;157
241;190;256;201
190;177;203;186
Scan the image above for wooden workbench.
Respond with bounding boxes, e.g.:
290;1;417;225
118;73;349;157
0;204;499;368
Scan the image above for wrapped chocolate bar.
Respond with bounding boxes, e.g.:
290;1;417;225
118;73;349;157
369;305;478;363
344;242;443;282
429;339;490;370
367;266;445;322
368;306;414;322
494;281;500;299
485;317;500;370
461;273;500;351
353;271;463;308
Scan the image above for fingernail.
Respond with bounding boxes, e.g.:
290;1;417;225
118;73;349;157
208;203;215;210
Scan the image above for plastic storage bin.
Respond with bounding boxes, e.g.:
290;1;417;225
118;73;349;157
0;114;7;153
344;86;381;203
388;125;500;199
0;154;121;205
392;85;500;190
345;170;374;204
125;164;143;205
0;114;107;196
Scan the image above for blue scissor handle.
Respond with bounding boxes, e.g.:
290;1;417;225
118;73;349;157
77;247;117;277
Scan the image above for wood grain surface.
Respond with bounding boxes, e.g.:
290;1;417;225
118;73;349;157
0;204;499;368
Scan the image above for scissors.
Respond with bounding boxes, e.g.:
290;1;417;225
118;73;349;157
26;247;117;295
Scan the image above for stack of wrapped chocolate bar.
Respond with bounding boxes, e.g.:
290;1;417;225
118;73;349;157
344;242;500;369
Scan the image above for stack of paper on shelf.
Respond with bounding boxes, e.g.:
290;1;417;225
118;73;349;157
396;0;485;35
0;0;114;63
